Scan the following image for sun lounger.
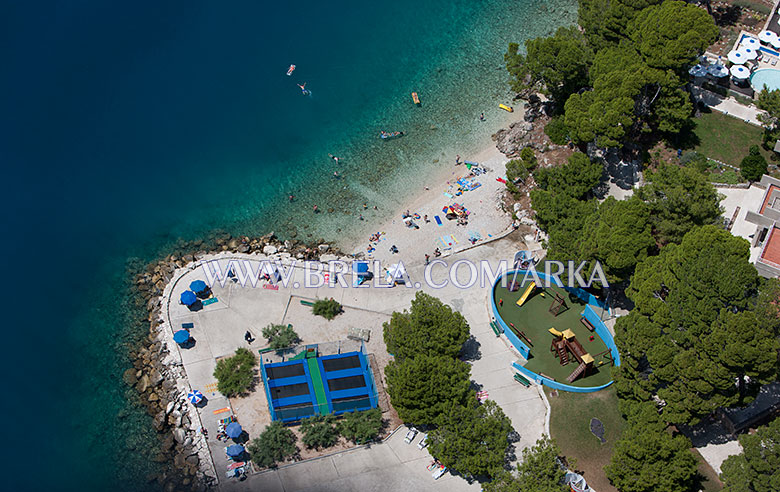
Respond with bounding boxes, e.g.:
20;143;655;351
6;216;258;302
181;323;194;329
202;298;218;306
434;215;442;226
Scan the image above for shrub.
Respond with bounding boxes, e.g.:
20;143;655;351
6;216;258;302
312;298;342;320
544;115;570;145
338;408;384;444
300;414;339;449
505;159;529;182
247;421;297;468
213;348;256;397
679;151;710;174
520;146;538;170
262;324;300;350
740;145;768;181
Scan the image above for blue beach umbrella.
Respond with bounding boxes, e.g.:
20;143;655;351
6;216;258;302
173;329;191;344
188;390;204;404
226;444;244;458
190;280;207;293
226;422;243;439
180;290;197;306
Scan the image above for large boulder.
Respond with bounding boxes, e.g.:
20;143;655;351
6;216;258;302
263;245;278;255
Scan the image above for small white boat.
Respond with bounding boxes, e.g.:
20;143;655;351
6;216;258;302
286;64;296;76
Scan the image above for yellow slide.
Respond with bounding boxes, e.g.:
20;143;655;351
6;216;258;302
515;281;536;307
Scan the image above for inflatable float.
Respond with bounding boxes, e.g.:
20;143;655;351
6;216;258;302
412;92;421;105
499;104;513;112
286;64;296;76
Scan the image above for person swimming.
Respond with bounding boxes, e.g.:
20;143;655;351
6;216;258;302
298;83;310;95
328;153;341;163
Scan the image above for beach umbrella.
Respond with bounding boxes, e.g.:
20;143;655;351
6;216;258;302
225;422;243;439
188;390;204;404
226;444;244;458
728;50;747;64
189;280;207;293
180;290;197;306
707;64;728;78
173;329;191;344
738;47;758;61
730;65;750;80
742;36;760;49
689;64;708;77
759;30;777;44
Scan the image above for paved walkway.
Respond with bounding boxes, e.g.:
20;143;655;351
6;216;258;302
691;86;766;126
162;233;549;489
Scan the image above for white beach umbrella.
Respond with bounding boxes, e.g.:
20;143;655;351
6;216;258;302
738;47;758;61
730;65;750;80
771;36;780;49
742;36;760;49
708;64;729;78
759;30;777;44
728;50;747;64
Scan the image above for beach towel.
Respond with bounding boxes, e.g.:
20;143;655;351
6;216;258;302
450;235;459;244
202;298;219;306
480;229;493;239
443;192;453;199
434;215;443;226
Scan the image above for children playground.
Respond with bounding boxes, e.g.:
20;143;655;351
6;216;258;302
491;273;617;390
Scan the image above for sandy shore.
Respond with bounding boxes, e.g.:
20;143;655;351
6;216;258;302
346;131;518;269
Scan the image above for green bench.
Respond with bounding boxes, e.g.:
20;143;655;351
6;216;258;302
513;372;531;387
489;321;503;337
300;300;315;306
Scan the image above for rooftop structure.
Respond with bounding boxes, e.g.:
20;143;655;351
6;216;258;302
737;175;780;277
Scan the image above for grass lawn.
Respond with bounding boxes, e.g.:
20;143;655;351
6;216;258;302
691;111;772;166
545;385;626;492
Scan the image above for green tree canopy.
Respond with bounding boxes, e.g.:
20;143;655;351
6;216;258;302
515;435;568;492
619;225;771;425
338;408;384;444
531;190;596;268
300;414;339;449
505;26;593;105
213;347;256;397
580;196;655;284
428;400;513;479
262;324;300;350
578;0;663;51
385;354;472;427
757;88;780;146
720;418;780;492
533;152;603;199
740;146;768;182
383;291;470;360
248;421;298;468
605;419;697;492
636;163;722;245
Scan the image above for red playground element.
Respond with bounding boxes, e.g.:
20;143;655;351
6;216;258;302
499;298;503;306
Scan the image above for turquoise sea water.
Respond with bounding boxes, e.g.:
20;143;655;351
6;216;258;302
1;1;576;489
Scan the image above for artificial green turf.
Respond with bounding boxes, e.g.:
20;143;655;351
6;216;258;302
306;358;329;414
494;282;613;388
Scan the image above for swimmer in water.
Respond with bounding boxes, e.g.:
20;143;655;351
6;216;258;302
298;83;309;95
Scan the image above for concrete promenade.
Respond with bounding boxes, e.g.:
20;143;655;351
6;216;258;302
161;233;549;490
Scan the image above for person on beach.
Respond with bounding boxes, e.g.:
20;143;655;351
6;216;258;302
313;205;319;213
455;154;461;165
289;194;295;202
425;254;430;265
359;214;364;220
424;214;429;223
390;245;399;254
363;203;368;210
479;112;485;121
434;248;441;257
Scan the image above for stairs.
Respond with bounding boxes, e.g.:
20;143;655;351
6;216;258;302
555;342;569;365
566;362;587;383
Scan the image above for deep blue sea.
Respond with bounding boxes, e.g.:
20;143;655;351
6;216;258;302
0;1;576;489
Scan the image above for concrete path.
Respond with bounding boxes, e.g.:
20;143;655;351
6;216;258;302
163;232;549;489
691;86;766;126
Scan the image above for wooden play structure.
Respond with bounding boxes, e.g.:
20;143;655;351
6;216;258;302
548;328;594;383
548;293;568;317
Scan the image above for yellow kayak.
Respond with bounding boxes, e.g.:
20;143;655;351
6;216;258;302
499;104;513;112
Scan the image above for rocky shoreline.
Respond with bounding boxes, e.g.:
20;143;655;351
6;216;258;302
125;231;346;491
